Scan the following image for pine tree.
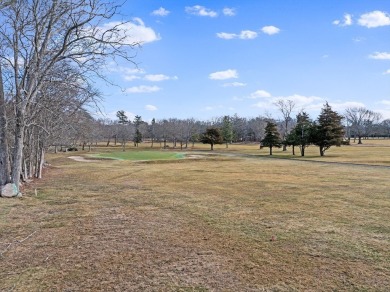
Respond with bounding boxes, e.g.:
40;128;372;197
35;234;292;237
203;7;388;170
200;127;223;150
116;110;128;125
221;116;233;148
312;102;344;156
261;122;282;155
288;111;313;156
133;115;142;147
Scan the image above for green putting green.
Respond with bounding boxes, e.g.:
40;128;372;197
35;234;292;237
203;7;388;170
93;151;185;161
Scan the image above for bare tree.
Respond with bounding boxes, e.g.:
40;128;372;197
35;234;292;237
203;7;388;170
345;107;382;144
0;0;138;194
274;99;296;151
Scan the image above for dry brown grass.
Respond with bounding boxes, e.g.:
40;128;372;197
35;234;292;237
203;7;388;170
1;143;389;291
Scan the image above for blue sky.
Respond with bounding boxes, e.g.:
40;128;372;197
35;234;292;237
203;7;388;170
95;0;390;122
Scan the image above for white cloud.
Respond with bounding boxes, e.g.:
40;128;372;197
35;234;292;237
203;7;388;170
144;74;178;82
240;30;258;39
209;69;238;80
383;69;390;75
145;104;158;111
250;93;324;111
249;90;272;99
151;7;170;17
125;85;161;93
330;101;366;112
261;26;281;35
333;13;353;27
369;52;390;60
100;18;160;45
107;63;145;75
216;32;237;40
223;7;236;16
185;5;218;17
379;100;390;106
377;101;390;119
358;11;390;28
277;94;324;109
222;82;247;87
124;75;141;81
217;30;258;40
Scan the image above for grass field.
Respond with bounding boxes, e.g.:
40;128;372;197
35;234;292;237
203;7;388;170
1;141;389;291
92;150;185;161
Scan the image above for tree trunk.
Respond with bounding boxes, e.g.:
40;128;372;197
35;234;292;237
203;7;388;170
0;64;10;186
11;109;25;193
269;146;273;155
292;145;295;155
358;135;362;144
38;147;45;179
211;143;214;151
319;147;324;156
300;146;305;157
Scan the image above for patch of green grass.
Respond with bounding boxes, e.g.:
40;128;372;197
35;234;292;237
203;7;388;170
92;150;185;161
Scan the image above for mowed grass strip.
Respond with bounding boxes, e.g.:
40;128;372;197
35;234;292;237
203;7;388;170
0;148;389;291
92;150;185;161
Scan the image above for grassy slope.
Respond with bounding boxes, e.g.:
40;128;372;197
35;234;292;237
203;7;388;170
0;143;389;291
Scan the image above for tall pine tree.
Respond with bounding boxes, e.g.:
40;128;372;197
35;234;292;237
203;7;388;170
287;111;313;157
261;122;282;155
312;102;344;156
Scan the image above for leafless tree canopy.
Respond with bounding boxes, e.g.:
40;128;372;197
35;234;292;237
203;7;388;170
0;0;139;193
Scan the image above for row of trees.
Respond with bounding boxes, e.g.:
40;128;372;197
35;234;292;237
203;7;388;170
0;0;137;195
50;104;388;155
262;103;344;156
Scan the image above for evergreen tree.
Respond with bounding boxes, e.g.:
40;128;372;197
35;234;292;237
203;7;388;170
288;112;313;157
261;122;282;155
116;110;128;125
221;115;233;148
200;127;223;150
312;102;344;156
133;115;142;147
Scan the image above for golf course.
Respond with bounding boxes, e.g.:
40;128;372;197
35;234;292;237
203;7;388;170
1;141;389;291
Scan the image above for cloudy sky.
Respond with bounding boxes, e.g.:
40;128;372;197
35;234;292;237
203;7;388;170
96;0;390;122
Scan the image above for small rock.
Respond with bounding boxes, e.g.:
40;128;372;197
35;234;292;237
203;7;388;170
1;183;19;198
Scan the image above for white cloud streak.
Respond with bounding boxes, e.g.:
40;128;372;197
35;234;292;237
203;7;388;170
217;30;258;40
100;18;160;45
369;52;390;60
185;5;218;17
222;82;247;87
333;13;353;26
145;105;158;111
209;69;238;80
261;26;281;35
151;7;170;17
249;90;272;99
223;7;236;16
125;85;161;93
144;74;178;82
